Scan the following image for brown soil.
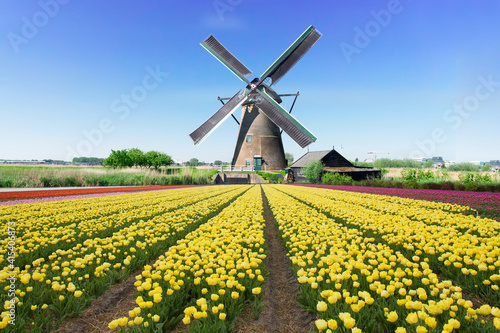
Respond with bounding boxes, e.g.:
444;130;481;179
232;186;316;333
53;264;151;333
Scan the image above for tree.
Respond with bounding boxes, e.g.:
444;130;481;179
373;158;392;169
188;158;200;167
127;148;146;168
482;163;492;172
303;159;324;183
214;160;222;166
423;159;434;168
144;151;172;170
285;153;294;166
104;150;133;168
448;163;480;172
72;157;104;165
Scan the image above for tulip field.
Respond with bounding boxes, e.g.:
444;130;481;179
1;184;500;332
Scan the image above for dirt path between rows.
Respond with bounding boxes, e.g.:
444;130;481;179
233;186;315;333
53;264;148;333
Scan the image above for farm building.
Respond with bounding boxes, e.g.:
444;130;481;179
290;149;381;181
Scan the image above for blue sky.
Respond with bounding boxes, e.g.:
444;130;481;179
1;0;499;163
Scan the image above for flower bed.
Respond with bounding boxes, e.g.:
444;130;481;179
264;185;500;332
295;184;500;221
0;185;198;201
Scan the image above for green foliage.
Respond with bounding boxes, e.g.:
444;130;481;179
256;171;283;183
214;160;222;166
144;151;173;170
40;176;80;187
401;169;417;182
459;172;475;184
187;158;199;166
127;148;146;167
482;163;492;172
302;160;324;184
72;157;104;165
380;168;389;177
476;173;492;182
400;169;446;183
460;172;493;183
104;149;133;168
416;169;434;181
322;172;353;185
103;149;172;170
285;152;294;166
448;163;480;172
374;158;422;169
423;160;434;168
186;158;206;167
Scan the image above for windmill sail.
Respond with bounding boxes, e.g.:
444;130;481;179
191;26;321;150
189;90;249;146
201;35;252;82
256;88;317;148
260;26;322;86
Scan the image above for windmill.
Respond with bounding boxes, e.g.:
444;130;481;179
189;26;322;170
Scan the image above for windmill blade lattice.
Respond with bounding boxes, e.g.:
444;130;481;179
189;89;249;146
200;35;252;82
256;88;317;148
260;26;322;86
190;25;321;150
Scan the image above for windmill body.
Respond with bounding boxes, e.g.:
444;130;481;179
190;26;322;170
231;86;286;170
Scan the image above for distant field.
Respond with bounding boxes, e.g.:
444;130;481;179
384;167;497;181
0;165;216;187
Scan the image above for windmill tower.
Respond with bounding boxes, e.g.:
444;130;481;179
190;26;322;170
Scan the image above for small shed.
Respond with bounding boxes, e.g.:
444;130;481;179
290;149;381;182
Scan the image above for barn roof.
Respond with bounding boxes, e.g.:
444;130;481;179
290;150;331;168
291;149;354;168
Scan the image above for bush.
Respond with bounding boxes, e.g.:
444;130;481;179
322;172;353;185
302;160;324;184
374;158;422;169
448;163;480;172
62;177;79;187
458;172;475;184
475;173;492;183
417;169;434;181
441;181;455;191
465;183;479;192
482;163;492;172
0;179;14;187
402;180;419;189
423;182;442;190
401;169;417;182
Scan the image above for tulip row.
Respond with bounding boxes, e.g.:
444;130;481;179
0;185;247;331
109;185;267;332
296;184;500;221
279;185;500;305
263;185;500;332
0;185;236;269
0;185;190;201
